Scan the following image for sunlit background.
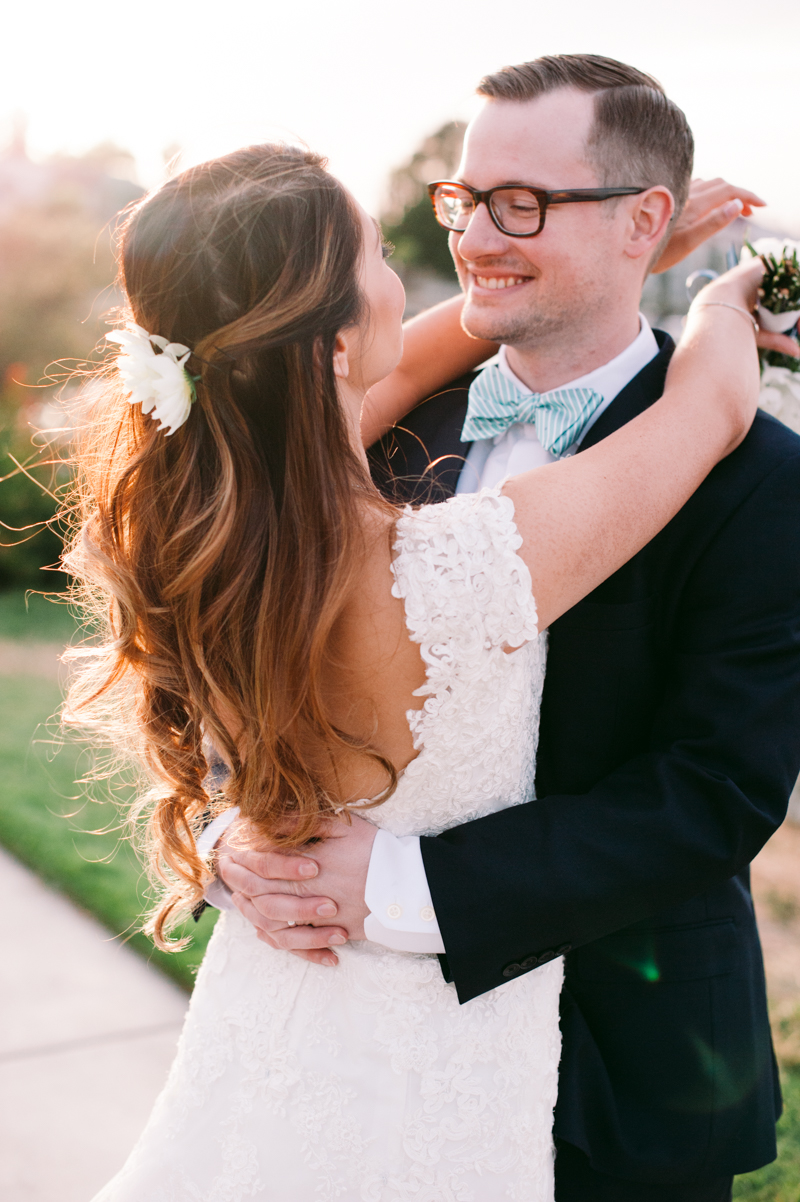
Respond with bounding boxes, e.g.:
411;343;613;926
3;0;800;226
1;5;800;1199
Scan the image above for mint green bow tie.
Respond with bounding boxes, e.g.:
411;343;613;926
462;362;604;457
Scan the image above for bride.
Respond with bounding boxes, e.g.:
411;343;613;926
68;143;763;1201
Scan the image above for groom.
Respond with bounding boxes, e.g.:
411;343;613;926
216;56;800;1199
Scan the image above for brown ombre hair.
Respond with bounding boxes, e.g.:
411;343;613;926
64;144;396;946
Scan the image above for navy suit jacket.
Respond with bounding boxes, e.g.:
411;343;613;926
368;332;800;1182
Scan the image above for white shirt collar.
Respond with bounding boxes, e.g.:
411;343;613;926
496;314;659;417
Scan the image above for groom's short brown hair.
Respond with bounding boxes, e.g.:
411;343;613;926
477;54;694;220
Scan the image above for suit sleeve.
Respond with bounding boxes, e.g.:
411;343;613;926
420;451;800;1003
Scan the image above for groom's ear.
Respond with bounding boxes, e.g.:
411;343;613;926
624;186;675;261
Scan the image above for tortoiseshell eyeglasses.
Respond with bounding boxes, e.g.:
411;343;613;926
428;180;647;238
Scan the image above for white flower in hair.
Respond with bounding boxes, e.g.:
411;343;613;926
106;323;197;435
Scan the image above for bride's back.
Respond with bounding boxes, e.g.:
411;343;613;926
320;517;425;778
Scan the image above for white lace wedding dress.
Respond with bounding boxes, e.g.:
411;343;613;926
94;489;562;1202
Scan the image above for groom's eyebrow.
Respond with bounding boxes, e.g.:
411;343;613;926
457;177;545;188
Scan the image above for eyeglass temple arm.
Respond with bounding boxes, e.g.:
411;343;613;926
546;187;647;204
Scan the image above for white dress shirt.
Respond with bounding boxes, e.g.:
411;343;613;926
364;316;659;954
198;807;240;913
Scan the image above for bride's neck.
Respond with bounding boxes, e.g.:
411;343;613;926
338;378;372;476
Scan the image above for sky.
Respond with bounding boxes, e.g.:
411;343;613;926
4;0;800;231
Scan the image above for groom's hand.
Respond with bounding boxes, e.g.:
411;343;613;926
652;177;766;274
216;814;376;967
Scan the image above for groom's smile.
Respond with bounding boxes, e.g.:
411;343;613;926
467;265;537;298
472;273;532;291
447;86;648;380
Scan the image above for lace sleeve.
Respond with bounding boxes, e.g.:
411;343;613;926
391;486;539;661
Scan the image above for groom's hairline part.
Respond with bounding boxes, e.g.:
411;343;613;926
476;54;694;258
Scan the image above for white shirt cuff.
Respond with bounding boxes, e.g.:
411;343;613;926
363;829;445;954
197;807;240;912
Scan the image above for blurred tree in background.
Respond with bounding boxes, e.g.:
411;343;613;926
381;121;464;279
0;122;142;589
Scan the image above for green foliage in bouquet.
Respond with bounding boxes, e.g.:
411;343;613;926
747;241;800;374
754;245;800;314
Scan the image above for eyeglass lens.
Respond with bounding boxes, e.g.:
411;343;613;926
434;185;542;235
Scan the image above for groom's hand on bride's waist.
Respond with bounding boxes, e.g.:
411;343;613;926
216;815;376;967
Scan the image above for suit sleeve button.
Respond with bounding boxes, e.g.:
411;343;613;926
556;944;572;956
386;904;402;920
420;906;436;922
502;962;522;979
537;949;556;965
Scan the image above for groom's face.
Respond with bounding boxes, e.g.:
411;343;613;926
451;88;636;350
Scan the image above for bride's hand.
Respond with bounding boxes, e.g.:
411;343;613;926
652;177;765;274
683;258;799;361
689;255;798;363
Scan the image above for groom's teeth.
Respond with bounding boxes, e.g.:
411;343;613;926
476;276;525;289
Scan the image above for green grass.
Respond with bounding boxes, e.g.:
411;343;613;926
734;1067;800;1199
0;586;80;641
0;668;217;991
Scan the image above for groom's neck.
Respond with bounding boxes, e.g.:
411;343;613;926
503;307;642;394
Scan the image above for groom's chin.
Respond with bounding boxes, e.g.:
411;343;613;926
461;301;520;347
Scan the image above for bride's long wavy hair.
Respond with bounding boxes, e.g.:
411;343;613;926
63;144;397;946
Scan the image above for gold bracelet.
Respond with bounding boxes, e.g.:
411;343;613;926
693;301;759;334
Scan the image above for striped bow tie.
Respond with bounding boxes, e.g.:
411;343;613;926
461;362;604;457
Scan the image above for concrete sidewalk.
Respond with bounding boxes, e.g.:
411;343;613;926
0;847;188;1202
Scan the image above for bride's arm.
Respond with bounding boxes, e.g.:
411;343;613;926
360;295;496;448
508;260;764;631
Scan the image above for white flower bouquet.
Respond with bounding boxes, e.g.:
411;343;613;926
740;239;800;434
743;238;800;368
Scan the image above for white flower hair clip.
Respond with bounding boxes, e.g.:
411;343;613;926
106;324;199;435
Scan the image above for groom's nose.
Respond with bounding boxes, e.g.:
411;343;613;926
452;200;511;264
